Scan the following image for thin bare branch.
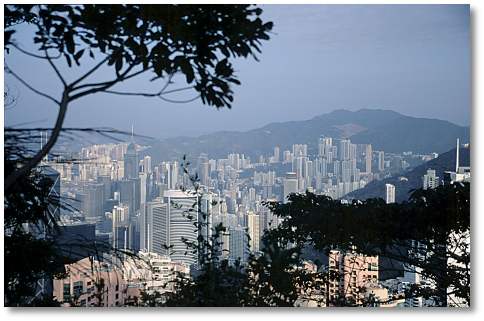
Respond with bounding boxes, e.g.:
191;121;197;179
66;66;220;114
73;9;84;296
5;64;60;105
103;90;157;97
5;90;69;191
69;55;111;88
161;86;195;95
69;64;136;101
10;42;61;59
159;94;200;104
70;58;153;93
44;48;67;86
103;86;194;98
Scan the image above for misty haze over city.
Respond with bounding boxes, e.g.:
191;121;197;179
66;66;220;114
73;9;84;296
5;4;470;139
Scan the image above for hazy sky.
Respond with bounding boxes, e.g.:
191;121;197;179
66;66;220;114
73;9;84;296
4;4;470;139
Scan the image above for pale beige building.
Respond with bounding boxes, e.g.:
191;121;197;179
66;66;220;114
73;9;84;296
247;211;260;252
53;257;127;307
328;250;379;305
121;251;190;296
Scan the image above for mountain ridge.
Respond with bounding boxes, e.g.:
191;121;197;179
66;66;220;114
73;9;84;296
346;146;470;202
146;109;470;163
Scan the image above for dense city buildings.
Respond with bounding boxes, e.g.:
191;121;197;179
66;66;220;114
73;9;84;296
385;184;396;204
40;132;470;307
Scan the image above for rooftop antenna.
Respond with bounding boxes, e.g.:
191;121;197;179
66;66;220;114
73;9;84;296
456;138;460;172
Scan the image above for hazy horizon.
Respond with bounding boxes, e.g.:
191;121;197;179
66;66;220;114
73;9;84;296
152;107;469;141
5;4;471;139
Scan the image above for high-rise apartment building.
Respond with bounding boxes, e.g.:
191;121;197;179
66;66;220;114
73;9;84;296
377;151;385;172
150;190;199;266
385;184;395;204
423;169;439;190
328;250;379;305
273;146;280;162
365;144;372;174
247;212;260;252
117;178;139;218
142;155;152;174
81;183;105;219
318;136;333;157
292;144;307;157
229;226;249;264
124;141;138;180
112;204;130;250
283;172;298;203
339;139;351;161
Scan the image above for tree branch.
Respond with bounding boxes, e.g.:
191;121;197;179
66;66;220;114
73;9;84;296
44;48;66;86
10;42;61;60
70;62;152;92
69;55;111;88
69;64;136;101
159;95;200;104
5;65;60;105
103;86;194;98
5;90;69;191
103;90;159;97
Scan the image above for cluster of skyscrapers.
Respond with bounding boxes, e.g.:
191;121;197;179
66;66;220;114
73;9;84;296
40;132;466;306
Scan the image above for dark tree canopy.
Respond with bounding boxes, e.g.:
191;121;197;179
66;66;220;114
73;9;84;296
4;4;273;108
263;183;470;306
3;4;273;191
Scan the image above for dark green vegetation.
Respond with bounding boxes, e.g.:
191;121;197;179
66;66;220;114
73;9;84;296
147;109;470;163
4;4;273;306
156;183;470;307
4;131;64;306
347;146;470;202
4;4;273;190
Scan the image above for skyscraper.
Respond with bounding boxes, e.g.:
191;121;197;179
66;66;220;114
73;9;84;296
385;184;395;204
167;161;179;190
283;172;298;203
124;141;138;180
318;136;333;157
423;169;439;190
365;144;372;174
150;190;199;266
339;139;351;161
273;146;280;163
229;226;249;264
81;183;105;219
143;198;165;254
117;179;139;218
247;212;260;252
112;204;130;251
377;151;385;172
142;155;152;174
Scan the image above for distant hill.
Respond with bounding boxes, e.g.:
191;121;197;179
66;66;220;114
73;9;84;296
146;109;470;163
350;116;470;153
346;146;470;202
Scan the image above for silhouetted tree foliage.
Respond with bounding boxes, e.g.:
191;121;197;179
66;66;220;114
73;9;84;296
160;171;469;307
4;4;273;306
4;130;67;306
264;183;470;307
4;4;273;191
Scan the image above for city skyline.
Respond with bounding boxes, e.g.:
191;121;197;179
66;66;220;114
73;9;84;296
3;4;472;309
